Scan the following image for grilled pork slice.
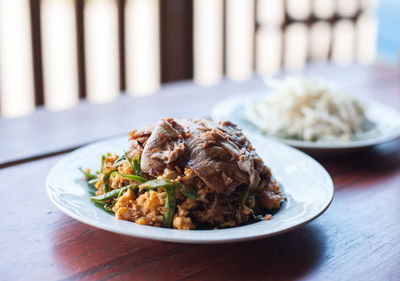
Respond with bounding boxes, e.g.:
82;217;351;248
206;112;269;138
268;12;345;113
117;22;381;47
130;118;272;195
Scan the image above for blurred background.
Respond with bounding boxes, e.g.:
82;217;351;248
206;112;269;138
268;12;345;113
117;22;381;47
0;0;398;118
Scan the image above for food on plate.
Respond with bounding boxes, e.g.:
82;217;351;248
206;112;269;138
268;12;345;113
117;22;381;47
245;76;375;142
80;118;283;230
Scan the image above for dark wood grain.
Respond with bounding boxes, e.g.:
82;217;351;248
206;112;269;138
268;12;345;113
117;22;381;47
29;0;45;106
160;0;193;83
0;63;398;167
75;0;86;99
0;138;399;280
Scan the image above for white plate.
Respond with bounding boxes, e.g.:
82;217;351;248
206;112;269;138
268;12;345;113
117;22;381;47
211;93;400;154
46;134;334;244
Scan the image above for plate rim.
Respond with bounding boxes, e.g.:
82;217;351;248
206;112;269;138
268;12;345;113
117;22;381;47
46;135;334;244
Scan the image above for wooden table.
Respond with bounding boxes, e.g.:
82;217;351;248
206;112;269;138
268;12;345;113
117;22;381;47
1;64;399;281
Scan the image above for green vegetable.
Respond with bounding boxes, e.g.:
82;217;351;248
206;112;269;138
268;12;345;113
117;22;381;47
110;172;147;183
103;203;114;213
92;201;114;214
102;168;116;193
139;179;198;199
87;186;97;196
78;167;98;196
78;167;97;181
100;155;106;173
242;185;253;214
88;178;98;185
117;187;126;198
163;186;176;228
90;187;122;202
113;152;127;167
132;154;141;176
138;179;198;228
87;179;98;195
90;184;137;203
